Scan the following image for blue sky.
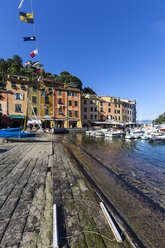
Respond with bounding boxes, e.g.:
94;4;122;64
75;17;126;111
1;0;165;120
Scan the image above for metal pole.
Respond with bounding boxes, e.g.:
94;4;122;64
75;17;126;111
53;204;59;248
100;202;122;243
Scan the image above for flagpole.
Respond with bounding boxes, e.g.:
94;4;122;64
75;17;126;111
30;0;40;61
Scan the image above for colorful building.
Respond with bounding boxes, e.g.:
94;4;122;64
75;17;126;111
0;89;10;128
102;96;136;124
39;79;82;128
81;94;100;127
2;75;136;129
121;99;136;123
28;82;41;126
6;75;29;127
81;94;117;127
54;86;81;128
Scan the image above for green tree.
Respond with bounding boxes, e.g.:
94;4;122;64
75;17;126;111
153;112;165;124
0;58;8;88
83;86;96;94
13;55;23;68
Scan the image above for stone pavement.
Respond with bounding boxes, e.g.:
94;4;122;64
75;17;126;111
0;134;131;248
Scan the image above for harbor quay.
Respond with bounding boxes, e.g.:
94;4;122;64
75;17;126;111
0;134;131;248
0;133;165;248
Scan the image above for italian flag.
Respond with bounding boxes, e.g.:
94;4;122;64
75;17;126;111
30;49;38;58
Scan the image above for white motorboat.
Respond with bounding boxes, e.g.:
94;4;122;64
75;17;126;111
95;131;105;136
125;134;136;139
105;131;124;138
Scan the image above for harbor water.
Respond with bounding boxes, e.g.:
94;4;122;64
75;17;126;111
69;133;165;210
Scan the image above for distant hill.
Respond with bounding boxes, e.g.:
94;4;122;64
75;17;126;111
136;120;152;124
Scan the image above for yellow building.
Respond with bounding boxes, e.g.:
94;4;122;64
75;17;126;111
28;82;41;126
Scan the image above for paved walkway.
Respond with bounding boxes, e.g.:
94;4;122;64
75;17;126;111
0;134;131;248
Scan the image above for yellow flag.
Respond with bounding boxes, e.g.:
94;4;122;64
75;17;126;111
19;12;34;23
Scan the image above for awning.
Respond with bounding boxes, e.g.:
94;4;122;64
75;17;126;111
69;119;79;122
41;117;54;121
55;118;65;121
27;119;41;125
9;115;25;119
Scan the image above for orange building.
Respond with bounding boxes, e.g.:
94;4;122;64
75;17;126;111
99;99;114;121
6;75;29;127
0;89;10;128
4;75;82;129
40;79;82;128
55;87;81;128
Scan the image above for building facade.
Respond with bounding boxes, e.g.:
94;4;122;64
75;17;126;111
0;89;10;128
1;75;136;129
6;75;29;127
4;75;82;129
81;94;100;127
102;96;136;124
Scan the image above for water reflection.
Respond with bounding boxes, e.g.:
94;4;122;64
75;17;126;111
69;133;165;209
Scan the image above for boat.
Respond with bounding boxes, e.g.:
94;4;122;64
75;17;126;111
141;135;149;140
95;131;105;136
149;134;165;143
0;128;36;143
105;130;124;138
0;127;24;132
86;128;97;135
125;134;136;139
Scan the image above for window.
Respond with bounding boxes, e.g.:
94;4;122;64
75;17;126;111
58;98;62;104
15;104;21;113
84;114;87;119
115;104;117;107
108;108;111;112
75;111;78;117
91;115;93;119
95;107;97;112
75;92;78;97
68;91;72;96
117;110;120;114
69;110;72;117
58;108;62;115
90;100;93;104
90;107;93;111
14;93;24;100
41;89;45;97
100;115;103;120
84;100;86;104
100;102;103;106
108;103;111;106
119;116;120;121
45;96;49;104
72;92;74;97
21;83;25;90
75;101;78;107
100;107;103;112
84;107;87;112
58;90;62;96
49;88;52;94
45;107;49;115
33;107;37;115
118;104;120;108
69;100;72;106
32;96;37;103
115;116;117;120
0;104;2;111
95;114;97;119
11;82;16;88
33;85;37;91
